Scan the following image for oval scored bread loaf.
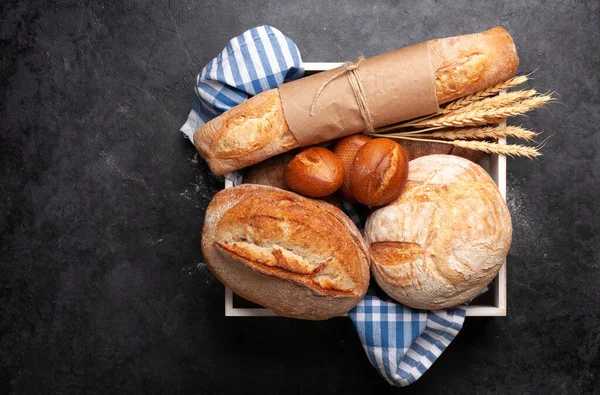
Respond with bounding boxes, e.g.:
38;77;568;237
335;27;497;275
365;155;512;310
202;184;370;320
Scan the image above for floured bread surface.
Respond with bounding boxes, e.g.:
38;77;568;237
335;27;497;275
365;155;512;309
202;184;370;320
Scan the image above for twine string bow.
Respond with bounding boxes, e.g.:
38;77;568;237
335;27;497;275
309;56;375;134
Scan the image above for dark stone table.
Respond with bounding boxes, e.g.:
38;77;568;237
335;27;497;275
1;1;598;393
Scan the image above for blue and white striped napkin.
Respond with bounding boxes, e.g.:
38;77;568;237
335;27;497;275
182;25;467;387
180;25;303;142
341;201;467;386
349;297;465;386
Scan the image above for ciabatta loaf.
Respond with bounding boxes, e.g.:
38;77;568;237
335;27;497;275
195;26;519;175
365;155;512;310
202;184;370;320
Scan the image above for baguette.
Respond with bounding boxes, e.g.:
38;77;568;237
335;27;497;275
195;26;518;176
201;184;370;320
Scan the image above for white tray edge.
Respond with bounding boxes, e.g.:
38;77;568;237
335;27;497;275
223;62;508;318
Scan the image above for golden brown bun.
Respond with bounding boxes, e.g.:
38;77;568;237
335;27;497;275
333;134;371;203
202;185;370;320
399;139;484;162
349;139;409;206
242;150;344;208
284;148;344;198
242;150;297;190
365;155;512;309
195;27;518;175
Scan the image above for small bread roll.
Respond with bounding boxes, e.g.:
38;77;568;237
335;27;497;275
349;138;409;206
333;135;371;203
284;147;344;197
365;155;512;309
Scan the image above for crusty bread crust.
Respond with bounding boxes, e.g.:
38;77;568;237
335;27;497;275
431;26;519;103
201;184;370;320
364;155;512;310
194;90;298;175
195;27;519;175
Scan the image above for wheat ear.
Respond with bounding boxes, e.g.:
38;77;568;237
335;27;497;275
453;140;541;158
377;75;532;128
399;95;553;129
452;90;537;114
443;75;530;112
383;136;541;158
406;125;538;141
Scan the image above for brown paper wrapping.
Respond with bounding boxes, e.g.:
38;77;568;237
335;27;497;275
279;42;441;146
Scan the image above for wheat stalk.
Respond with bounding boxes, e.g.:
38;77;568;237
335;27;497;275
453;140;541;158
452;90;537;114
396;95;553;129
365;75;549;157
383;136;541;158
405;125;538;141
443;75;529;112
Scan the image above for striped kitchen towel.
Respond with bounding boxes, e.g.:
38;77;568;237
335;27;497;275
180;25;303;142
348;296;466;386
341;201;467;386
181;25;467;387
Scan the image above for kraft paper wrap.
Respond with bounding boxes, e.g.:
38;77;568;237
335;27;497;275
279;42;441;146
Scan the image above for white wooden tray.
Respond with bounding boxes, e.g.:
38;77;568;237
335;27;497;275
222;62;507;317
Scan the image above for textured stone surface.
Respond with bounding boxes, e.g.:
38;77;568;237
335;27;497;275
1;0;598;393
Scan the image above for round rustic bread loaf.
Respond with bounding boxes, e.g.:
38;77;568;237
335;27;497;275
202;184;370;320
365;155;512;310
